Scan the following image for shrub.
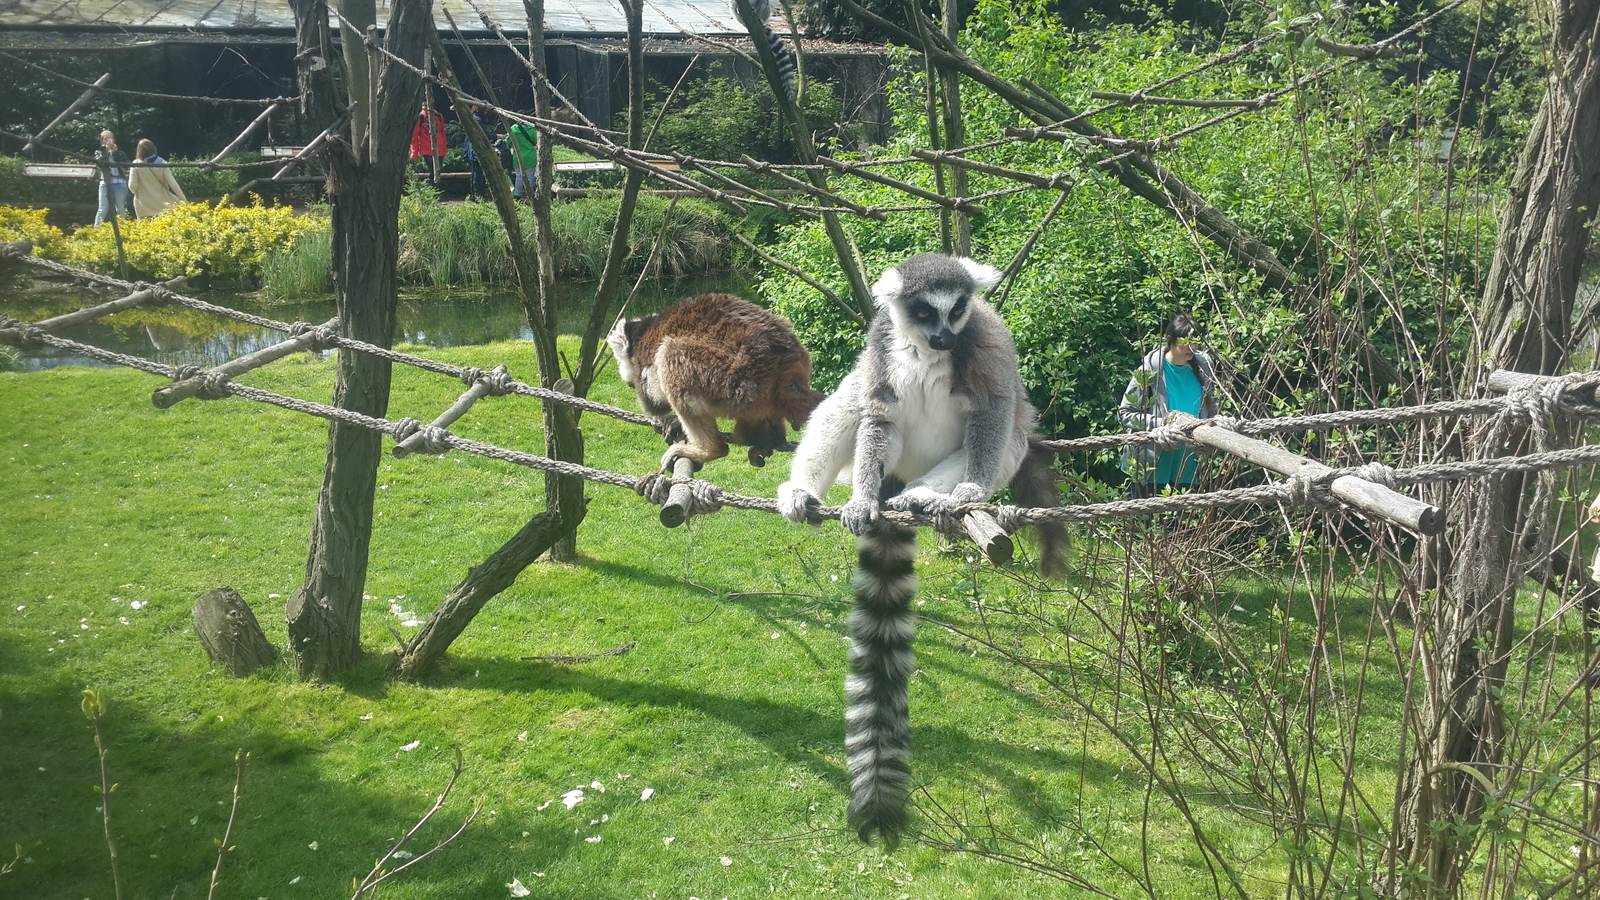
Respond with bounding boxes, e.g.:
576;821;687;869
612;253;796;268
62;198;322;282
0;155;97;207
170;155;249;203
0;205;68;256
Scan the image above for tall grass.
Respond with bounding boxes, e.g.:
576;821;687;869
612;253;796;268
259;227;332;299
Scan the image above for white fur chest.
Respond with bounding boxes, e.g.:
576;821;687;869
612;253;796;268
886;343;968;480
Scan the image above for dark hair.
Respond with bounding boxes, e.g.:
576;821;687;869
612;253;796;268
1165;313;1205;348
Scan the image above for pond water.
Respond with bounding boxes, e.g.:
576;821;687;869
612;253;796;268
1;274;752;370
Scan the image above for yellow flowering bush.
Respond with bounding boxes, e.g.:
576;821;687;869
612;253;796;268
0;206;68;257
63;198;326;282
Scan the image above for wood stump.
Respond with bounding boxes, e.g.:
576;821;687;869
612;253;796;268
192;587;276;676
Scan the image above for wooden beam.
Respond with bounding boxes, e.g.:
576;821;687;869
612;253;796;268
393;364;507;458
151;318;337;409
1171;412;1444;534
22;73;110;154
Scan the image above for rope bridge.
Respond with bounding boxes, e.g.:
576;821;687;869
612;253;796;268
6;245;1600;566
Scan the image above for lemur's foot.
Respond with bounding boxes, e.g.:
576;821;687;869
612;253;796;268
659;445;705;474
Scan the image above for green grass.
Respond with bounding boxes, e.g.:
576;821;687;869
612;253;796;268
2;339;1594;899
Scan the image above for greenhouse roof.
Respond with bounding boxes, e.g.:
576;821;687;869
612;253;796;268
0;0;767;36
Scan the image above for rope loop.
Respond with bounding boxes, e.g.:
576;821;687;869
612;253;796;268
416;424;454;455
459;366;485;387
1356;462;1399;489
636;472;672;506
390;417;421;442
993;504;1025;533
174;364;203;382
482;368;516;396
687;480;725;515
1285;473;1317;506
198;370;233;399
1207;415;1240;432
1150;423;1189;451
287;320;314;337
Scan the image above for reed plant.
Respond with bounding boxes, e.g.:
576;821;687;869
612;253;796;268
259;227;332;299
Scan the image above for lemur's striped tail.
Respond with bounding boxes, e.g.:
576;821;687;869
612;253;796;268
763;26;797;100
845;520;919;848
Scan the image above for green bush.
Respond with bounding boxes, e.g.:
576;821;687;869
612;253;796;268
0;155;97;207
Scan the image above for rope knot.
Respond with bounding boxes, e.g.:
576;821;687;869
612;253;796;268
993;505;1025;533
414;424;453;455
1207;415;1240;432
198;370;233;399
1356;462;1399;489
1285;473;1317;506
686;479;725;515
1150;423;1190;451
459;366;485;387
391;417;422;443
174;364;203;382
636;472;672;505
482;368;516;396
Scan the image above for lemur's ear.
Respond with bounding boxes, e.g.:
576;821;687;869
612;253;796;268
871;267;903;307
957;257;1002;291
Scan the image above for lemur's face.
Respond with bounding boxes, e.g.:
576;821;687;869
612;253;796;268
872;254;997;354
605;320;636;386
901;287;971;352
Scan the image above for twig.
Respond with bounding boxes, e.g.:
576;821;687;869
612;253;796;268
352;748;478;899
206;750;249;900
80;690;123;900
522;641;637;663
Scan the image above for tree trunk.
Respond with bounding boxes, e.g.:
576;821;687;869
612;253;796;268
1393;0;1600;891
286;0;430;679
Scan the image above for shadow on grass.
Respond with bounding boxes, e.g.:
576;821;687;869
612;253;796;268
0;631;568;899
433;651;1131;836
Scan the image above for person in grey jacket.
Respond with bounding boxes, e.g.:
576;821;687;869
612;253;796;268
1116;313;1219;497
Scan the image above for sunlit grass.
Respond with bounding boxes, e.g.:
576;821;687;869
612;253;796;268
3;338;1584;898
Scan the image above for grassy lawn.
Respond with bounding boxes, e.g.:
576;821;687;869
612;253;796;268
2;336;1589;899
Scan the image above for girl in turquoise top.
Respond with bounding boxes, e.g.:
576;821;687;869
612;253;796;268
1116;313;1219;498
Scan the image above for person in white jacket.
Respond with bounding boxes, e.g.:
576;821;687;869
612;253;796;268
1116;313;1219;498
128;139;187;218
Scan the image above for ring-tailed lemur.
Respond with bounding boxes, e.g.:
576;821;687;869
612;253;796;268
777;253;1067;847
607;293;824;471
734;0;796;100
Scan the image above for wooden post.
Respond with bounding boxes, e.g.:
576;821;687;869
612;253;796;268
191;587;276;676
393;365;506;458
961;510;1013;565
6;277;186;338
151;318;337;408
22;73;111;154
660;456;698;527
208;102;281;169
1170;412;1445;534
423;49;440;185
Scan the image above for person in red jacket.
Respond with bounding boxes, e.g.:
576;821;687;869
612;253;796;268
410;106;446;186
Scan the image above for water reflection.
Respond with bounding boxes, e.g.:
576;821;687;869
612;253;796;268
3;274;752;370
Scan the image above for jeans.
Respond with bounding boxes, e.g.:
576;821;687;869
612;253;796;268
96;179;132;225
512;167;536;199
468;157;486;199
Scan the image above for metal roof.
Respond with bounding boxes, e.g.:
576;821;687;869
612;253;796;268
0;0;768;35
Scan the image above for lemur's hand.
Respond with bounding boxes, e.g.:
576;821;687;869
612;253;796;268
778;482;823;526
840;496;881;536
948;482;989;506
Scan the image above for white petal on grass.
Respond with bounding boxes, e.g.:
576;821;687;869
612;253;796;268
561;789;584;809
400;740;421;752
359;714;373;721
189;816;198;825
537;799;553;811
400;620;421;627
721;856;733;866
585;835;602;843
289;876;300;884
392;850;414;859
517;731;528;741
308;841;319;850
640;788;655;801
590;780;605;792
507;877;531;897
664;836;675;845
